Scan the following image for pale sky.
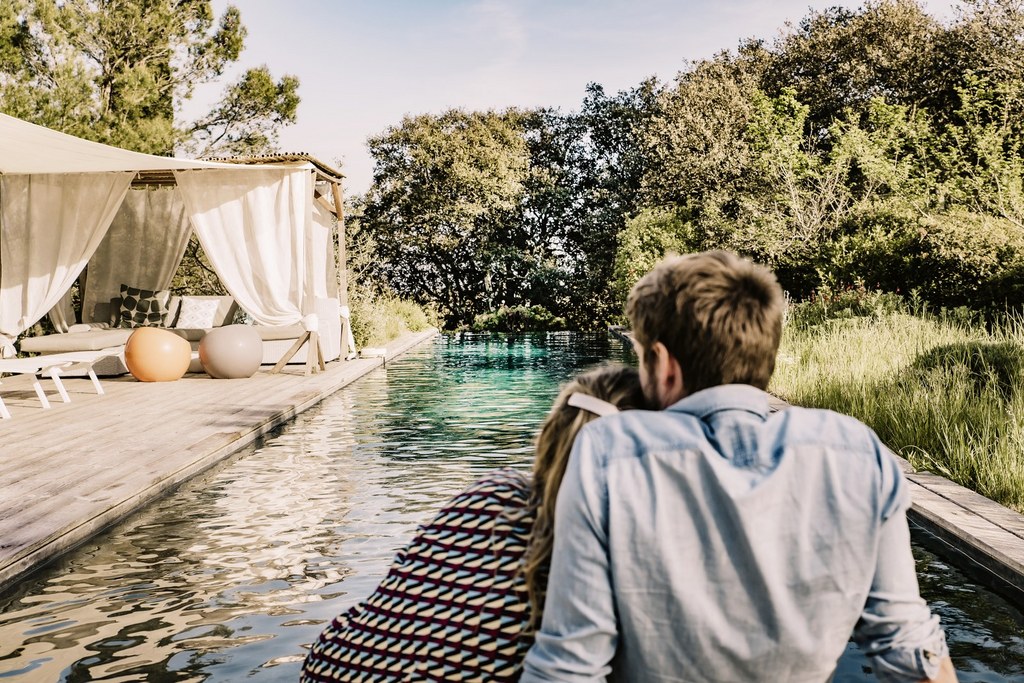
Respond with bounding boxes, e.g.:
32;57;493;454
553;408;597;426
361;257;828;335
191;0;960;196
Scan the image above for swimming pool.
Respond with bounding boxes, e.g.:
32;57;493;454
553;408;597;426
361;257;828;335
0;333;1021;681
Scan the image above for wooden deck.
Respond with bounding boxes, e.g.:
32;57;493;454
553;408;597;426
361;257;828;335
0;329;438;591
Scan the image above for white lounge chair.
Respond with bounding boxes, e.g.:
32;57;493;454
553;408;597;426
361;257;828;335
0;347;121;419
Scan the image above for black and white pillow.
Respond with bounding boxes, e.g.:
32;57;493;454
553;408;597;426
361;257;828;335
118;284;171;328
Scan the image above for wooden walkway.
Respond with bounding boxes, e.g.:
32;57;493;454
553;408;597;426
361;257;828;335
0;329;438;590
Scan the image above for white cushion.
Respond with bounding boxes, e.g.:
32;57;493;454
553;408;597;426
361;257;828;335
174;297;221;329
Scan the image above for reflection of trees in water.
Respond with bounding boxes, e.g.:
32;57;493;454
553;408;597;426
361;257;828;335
362;332;635;481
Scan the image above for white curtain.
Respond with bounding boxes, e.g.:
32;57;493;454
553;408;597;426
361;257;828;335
47;289;76;333
82;186;192;322
312;198;338;299
174;168;314;326
0;172;133;354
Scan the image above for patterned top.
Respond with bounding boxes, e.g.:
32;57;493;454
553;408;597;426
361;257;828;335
301;469;536;682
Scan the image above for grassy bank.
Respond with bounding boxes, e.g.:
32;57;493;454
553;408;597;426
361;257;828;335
770;311;1024;513
349;294;436;348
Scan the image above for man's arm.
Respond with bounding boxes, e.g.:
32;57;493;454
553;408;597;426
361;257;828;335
520;426;618;683
853;448;957;683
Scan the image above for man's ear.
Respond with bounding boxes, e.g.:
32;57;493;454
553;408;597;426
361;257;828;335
652;341;686;408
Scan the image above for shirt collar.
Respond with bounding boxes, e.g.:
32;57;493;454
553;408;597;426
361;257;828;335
666;384;772;420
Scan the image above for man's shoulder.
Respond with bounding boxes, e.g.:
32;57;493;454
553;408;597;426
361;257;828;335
580;403;885;460
579;408;709;455
773;405;882;451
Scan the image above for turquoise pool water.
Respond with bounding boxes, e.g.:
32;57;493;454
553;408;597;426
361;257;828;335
0;332;1021;681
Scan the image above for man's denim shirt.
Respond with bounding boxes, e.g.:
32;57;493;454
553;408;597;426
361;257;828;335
520;384;948;683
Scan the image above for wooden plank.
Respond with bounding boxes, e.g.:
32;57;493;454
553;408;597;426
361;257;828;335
909;471;1024;540
908;478;1024;603
0;329;438;590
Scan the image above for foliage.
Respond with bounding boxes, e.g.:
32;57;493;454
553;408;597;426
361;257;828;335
786;283;907;330
823;210;1024;312
343;202;437;347
349;292;436;349
611;208;694;304
359;109;531;328
169;234;228;296
470;305;567;333
772;310;1024;512
0;0;299;156
360;84;660;330
355;0;1024;329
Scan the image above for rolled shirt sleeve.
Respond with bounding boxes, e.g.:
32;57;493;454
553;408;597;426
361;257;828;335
853;444;949;683
520;425;618;683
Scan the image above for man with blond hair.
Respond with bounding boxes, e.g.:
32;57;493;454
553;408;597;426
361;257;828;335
521;251;957;682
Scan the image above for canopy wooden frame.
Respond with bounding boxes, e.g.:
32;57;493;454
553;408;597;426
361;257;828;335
133;153;354;374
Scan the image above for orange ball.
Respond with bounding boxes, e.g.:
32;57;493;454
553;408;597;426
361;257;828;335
124;327;191;382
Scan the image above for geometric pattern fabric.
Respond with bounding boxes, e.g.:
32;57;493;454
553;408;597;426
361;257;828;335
301;469;536;682
173;296;221;329
117;283;170;328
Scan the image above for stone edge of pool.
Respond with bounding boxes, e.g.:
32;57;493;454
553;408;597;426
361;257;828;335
608;325;1024;607
0;328;440;593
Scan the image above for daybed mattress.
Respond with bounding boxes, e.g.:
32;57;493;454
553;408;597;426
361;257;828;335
20;329;133;353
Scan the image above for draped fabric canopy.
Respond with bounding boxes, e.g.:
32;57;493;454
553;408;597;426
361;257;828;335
0;172;133;352
0;113;238;174
83;186;193;324
174;168;317;327
0;113;344;356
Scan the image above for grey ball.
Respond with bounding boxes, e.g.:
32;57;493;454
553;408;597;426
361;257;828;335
199;324;263;379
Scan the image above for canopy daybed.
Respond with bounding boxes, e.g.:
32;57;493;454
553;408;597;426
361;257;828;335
0;113;356;374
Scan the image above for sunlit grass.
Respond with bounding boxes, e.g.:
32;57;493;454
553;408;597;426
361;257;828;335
771;313;1024;512
350;295;437;348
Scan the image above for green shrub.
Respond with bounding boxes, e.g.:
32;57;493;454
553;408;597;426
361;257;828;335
471;305;567;332
787;282;907;330
824;209;1024;312
611;208;696;303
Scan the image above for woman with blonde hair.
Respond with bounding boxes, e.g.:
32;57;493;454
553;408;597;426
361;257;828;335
301;364;646;682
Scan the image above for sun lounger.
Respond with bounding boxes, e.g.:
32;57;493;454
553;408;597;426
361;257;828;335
0;347;121;419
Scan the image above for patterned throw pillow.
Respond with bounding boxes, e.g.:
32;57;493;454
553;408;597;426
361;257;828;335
118;284;170;328
174;297;222;329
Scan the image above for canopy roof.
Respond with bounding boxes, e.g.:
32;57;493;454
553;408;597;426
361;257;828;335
0;113;248;175
0;113;350;359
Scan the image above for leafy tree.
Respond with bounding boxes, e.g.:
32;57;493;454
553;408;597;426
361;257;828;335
0;0;298;155
643;54;760;217
359;109;531;327
514;82;661;327
938;74;1024;227
611;207;694;302
765;1;944;129
566;80;661;325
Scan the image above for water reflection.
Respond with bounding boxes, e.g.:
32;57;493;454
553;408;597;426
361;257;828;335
0;333;1021;681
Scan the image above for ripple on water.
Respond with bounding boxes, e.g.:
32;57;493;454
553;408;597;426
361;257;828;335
0;333;1022;681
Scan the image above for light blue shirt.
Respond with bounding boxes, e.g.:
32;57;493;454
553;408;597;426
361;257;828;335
521;384;948;683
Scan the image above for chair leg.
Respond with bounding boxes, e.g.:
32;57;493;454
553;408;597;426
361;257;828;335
271;332;310;374
48;368;71;404
304;331;325;376
31;374;52;410
316;334;326;372
88;368;104;395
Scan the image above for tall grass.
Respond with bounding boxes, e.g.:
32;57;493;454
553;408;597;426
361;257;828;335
771;312;1024;513
349;292;437;349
